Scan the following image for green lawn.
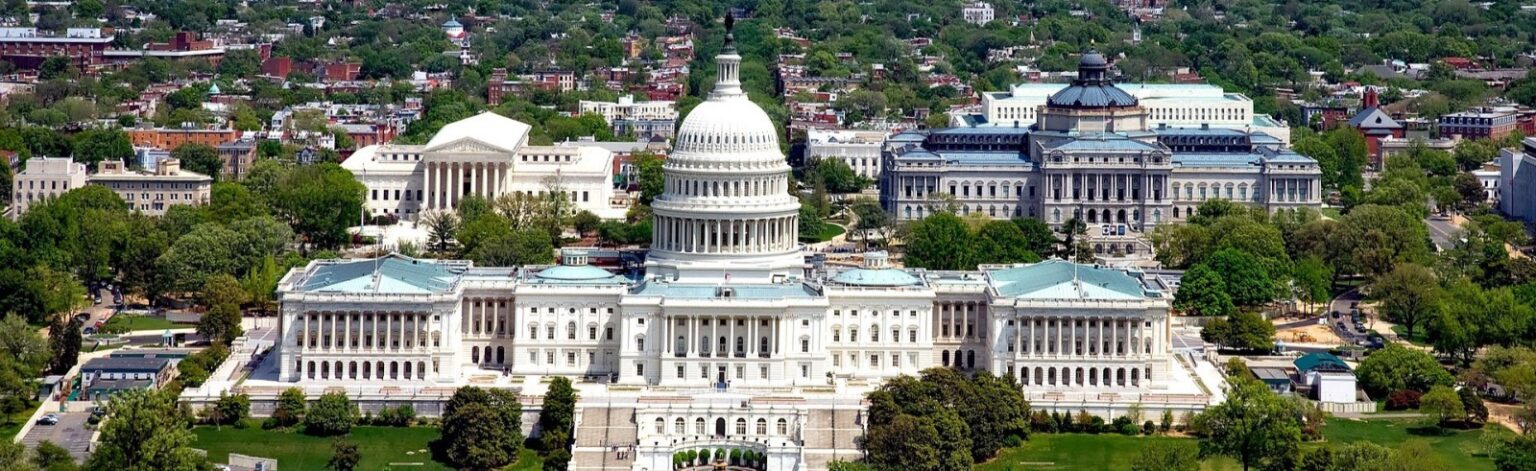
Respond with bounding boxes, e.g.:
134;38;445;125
102;314;188;333
193;422;545;470
1320;418;1504;470
1322;207;1343;219
0;404;40;442
1388;325;1432;346
977;434;1241;470
800;224;846;242
976;418;1501;470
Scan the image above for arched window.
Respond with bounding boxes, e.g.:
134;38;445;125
776;418;788;435
695;417;706;435
735;418;747;435
654;418;665;434
674;417;686;434
756;418;768;435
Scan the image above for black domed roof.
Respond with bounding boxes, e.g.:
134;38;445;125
1046;50;1138;109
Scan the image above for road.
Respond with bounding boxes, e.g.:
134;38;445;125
1424;216;1462;252
19;411;93;463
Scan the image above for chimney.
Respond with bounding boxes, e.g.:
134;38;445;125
1363;87;1379;109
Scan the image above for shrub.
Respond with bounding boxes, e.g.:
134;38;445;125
303;392;358;436
377;405;415;427
1384;389;1423;410
1113;416;1137;435
1457;387;1487;428
1143;420;1157;435
1002;434;1023;447
1089;416;1107;434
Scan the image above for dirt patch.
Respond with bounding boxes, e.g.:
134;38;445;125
1487;402;1528;434
1278;323;1347;345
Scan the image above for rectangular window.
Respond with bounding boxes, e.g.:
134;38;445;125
677;365;685;378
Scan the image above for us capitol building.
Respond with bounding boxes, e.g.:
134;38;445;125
201;32;1222;471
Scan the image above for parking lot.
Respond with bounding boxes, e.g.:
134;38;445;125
20;411;94;463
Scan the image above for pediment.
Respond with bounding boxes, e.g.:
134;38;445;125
426;137;514;155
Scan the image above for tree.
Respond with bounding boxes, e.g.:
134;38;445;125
1200;312;1275;352
271;387;306;428
903;213;975;270
1419;385;1464;428
540;377;577;469
172;143;223;181
270;163;365;250
70;129;133;168
421;211;459;254
1355;345;1454;397
572;210;600;236
466;228;554;266
33;440;75;470
1288;255;1326;304
1204;249;1279;307
1131;440;1201;471
328;439;360;471
851;199;891;250
199;273;249;309
1372;263;1439;340
810;158;869;193
1196;377;1302;471
198;303;244;346
304;392;357;436
1011;218;1059;258
634;151;665;205
1457;387;1487;428
440;386;525;470
46;316;81;375
1494;435;1536;471
202;392;249;427
973;220;1042;264
84;389;208;471
1174;265;1236;316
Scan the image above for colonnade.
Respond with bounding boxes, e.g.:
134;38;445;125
425;160;510;210
296;311;438;351
1007;315;1158;358
934;301;985;342
666;315;783;358
1270;178;1314;203
653;215;797;254
463;297;512;338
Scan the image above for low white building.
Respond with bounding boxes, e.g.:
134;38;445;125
579;95;678;140
89;159;213;217
344;112;625;221
1473;162;1500;204
1294;353;1357;404
10;157;87;218
804;129;887;180
962;1;995;25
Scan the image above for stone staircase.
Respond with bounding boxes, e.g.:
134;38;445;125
571;406;638;471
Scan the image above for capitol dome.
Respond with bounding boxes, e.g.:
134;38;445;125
644;15;805;284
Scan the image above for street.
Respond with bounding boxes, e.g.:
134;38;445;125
1424;216;1462;252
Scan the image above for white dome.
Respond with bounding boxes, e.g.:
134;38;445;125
673;98;780;157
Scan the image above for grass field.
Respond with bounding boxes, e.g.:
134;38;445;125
800;224;846;242
1322;207;1343;219
193;421;544;471
0;405;39;442
102;314;188;332
975;418;1502;470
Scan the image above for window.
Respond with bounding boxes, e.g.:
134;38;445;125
588;325;597;340
735;418;747;435
677;365;685;378
756;418;768;435
654;418;664;434
567;351;576;366
777;418;788;435
909;329;917;343
546;325;555;340
635;362;644;376
675;418;685;434
695;418;706;434
800;338;810;353
567;322;577;340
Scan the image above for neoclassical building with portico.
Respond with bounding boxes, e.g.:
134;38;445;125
256;34;1215;471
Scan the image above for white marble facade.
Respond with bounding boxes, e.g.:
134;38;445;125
343;112;625;221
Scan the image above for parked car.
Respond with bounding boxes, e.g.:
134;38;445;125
36;414;58;425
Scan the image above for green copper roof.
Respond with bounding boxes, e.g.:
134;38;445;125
830;268;922;287
526;265;632;285
988;260;1145;300
1294;352;1351;373
301;254;464;294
